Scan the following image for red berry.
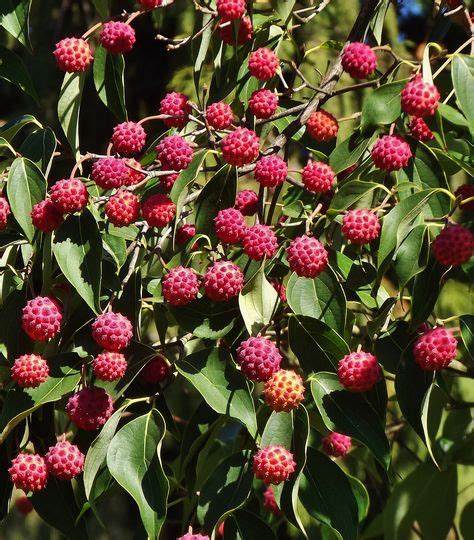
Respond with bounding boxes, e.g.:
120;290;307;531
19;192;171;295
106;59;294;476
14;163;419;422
176;224;196;245
99;21;136;54
409;117;434;142
0;196;11;230
249;47;279;80
22;296;62;341
270;279;286;303
401;75;440;117
205;102;234;129
31;200;64;232
218;16;253;45
66;386;114;431
236;336;282;382
249;89;278;119
263;486;282;515
163;266;200;306
139;0;163;8
221;128;260;166
235;189;258;216
337;351;381;392
112;122;146;156
371;135;412;171
432;224;474;266
413;327;457;371
242;224;278;261
156;135;194;171
93;351;127;381
92;312;133;351
105;191;140;227
306;110;339;142
177;534;210;540
253;445;295;485
264;369;305;412
341;209;381;244
45;440;85;480
91;157;128;189
341;42;377;79
15;496;33;515
254;155;287;187
142;193;176;228
203;260;244;301
53;37;93;72
50;179;88;214
455;184;474;212
11;354;49;388
123;158;146;186
160;172;179;192
141;356;171;384
216;0;246;20
214;208;246;243
287;235;328;278
322;432;352;457
302;161;335;193
159;92;191;128
9;453;48;492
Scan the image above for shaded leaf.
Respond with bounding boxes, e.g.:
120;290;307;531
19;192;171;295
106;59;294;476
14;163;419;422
0;0;31;49
0;45;37;100
93;45;127;121
224;509;278;540
58;72;86;160
19;128;57;176
361;80;406;132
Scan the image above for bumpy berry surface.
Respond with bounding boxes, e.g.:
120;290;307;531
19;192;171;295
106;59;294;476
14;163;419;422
163;266;200;306
205;101;234;129
248;47;279;80
236;336;282;382
432;224;474;266
371;135;412;171
112;122;146;155
253;445;296;485
263;486;282;515
92;312;133;351
105;191;140;227
50;179;88;214
302;161;335;193
91;157;128;189
93;351;128;381
409;117;434;142
455;184;474;212
156;135;194;171
341;209;381;244
249;89;278;119
203;260;244;301
160;92;190;128
66;387;114;431
124;158;146;186
306;110;339;141
337;351;381;392
270;279;287;303
45;440;85;480
176;224;196;245
53;37;92;72
0;196;11;230
401;75;440;117
214;208;246;243
322;432;352;457
15;496;33;515
254;155;287;187
31;200;64;232
177;534;210;540
413;327;457;371
221;128;260;166
22;296;62;341
99;21;136;54
142;194;176;228
11;354;49;388
242;224;278;261
287;235;329;278
141;356;171;384
216;0;246;20
160;172;179;192
264;369;305;412
139;0;163;8
218;16;253;44
341;42;377;79
9;453;48;492
235;189;258;216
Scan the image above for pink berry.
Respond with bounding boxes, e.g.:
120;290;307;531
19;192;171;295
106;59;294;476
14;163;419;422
160;172;179;192
341;42;377;79
322;432;352;457
0;196;11;230
177;533;210;540
455;184;474;212
141;356;171;384
112;122;146;156
242;224;278;261
45;440;85;480
176;224;196;245
31;200;64;232
270;279;286;303
105;191;141;227
401;75;440;117
337;351;381;392
66;387;114;431
432;224;474;266
203;260;244;301
93;351;127;381
413;327;457;371
205;102;234;129
236;336;282;382
253;445;295;485
302;161;335;193
341;209;381;244
371;135;412;171
214;208;246;243
156;135;193;171
160;92;191;129
99;21;136;54
50;179;88;214
254;155;287;187
11;354;49;388
409;117;434;142
306;110;339;142
216;0;246;19
91;312;133;351
162;266;200;306
53;37;92;72
286;235;328;278
249;48;279;80
142;193;176;228
218;16;253;45
263;486;282;515
9;453;48;492
221;128;260;166
139;0;163;8
235;189;258;216
123;158;146;186
22;296;62;341
91;157;128;189
249;89;278;119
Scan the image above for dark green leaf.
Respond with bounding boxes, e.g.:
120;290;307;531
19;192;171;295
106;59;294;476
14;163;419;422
270;0;296;23
193;13;213;99
92;0;109;18
261;411;294;449
0;46;37;100
361;80;406;132
410;258;445;329
460;315;474;362
19;128;57;176
0;114;41;141
374;321;411;374
452;55;474;130
421;383;447;467
224;510;278;540
93;45;127;121
329;133;372;173
58;72;86;160
0;0;31;49
330;181;383;212
393;224;429;289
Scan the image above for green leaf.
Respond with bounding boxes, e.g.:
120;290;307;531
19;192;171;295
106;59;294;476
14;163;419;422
0;0;31;49
270;0;296;23
310;372;390;468
58;72;86;161
286;268;346;336
0;114;41;141
437;103;469;128
393;224;429;289
329;133;373;173
93;45;127;121
193;13;213;99
409;258;446;329
197;451;253;532
261;411;294;449
460;315;474;362
0;46;37;100
361;80;407;132
374;321;411;374
92;0;109;18
239;263;279;335
107;409;169;539
421;383;447;467
53;210;103;313
19;128;57;176
176;348;257;436
224;510;278;540
452;55;474;131
348;475;370;522
6;157;47;242
329;181;384;212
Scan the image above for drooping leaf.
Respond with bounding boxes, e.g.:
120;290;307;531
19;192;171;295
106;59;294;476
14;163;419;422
0;46;37;100
0;0;31;49
361;80;407;132
19;128;57;176
58;72;86;160
329;181;384;212
93;45;127;121
0;114;41;141
393;224;429;289
223;510;278;540
452;55;474;131
421;383;447;468
329;133;373;173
